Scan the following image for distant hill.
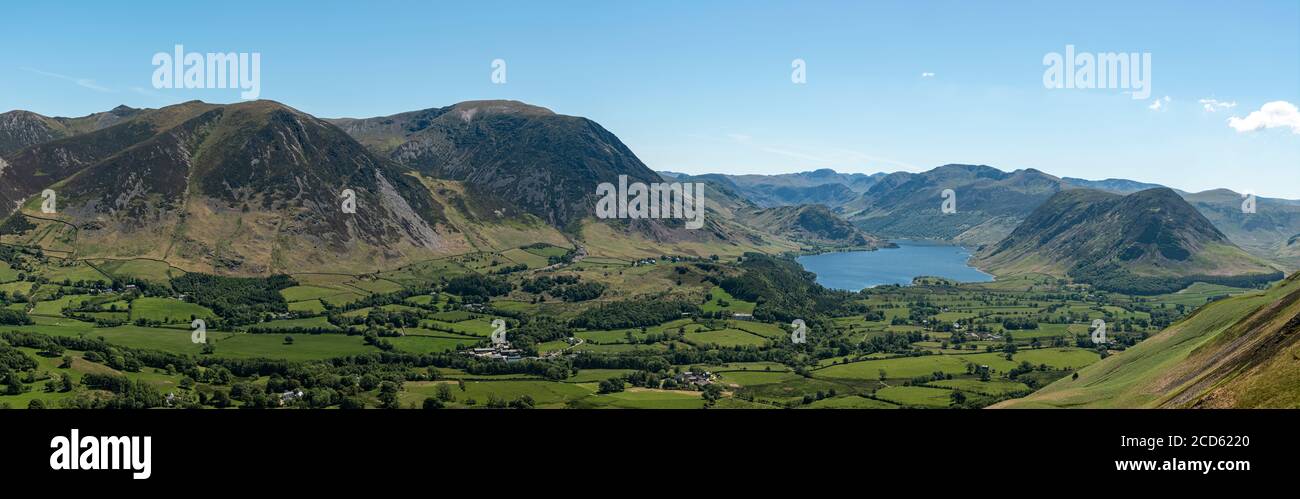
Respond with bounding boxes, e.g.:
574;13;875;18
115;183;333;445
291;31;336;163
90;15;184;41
974;188;1282;294
659;168;882;208
745;204;888;248
0;105;141;156
840;164;1068;246
1180;189;1300;270
1062;177;1165;193
998;272;1300;408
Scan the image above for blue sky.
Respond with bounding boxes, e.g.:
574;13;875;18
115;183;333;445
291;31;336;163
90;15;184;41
3;0;1298;197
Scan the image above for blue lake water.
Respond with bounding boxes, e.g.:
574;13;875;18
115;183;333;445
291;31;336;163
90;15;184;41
796;240;994;291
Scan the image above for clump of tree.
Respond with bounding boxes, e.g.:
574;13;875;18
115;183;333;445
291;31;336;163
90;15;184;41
0;309;33;326
444;274;512;302
570;299;699;330
0;342;38;371
719;253;865;322
522;275;605;301
170;273;297;325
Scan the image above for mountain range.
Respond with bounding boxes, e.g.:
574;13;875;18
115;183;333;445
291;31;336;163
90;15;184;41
4;98;1297;282
666;166;1300;270
0;100;887;274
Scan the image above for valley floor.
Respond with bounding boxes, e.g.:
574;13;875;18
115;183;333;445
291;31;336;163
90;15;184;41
2;231;1272;410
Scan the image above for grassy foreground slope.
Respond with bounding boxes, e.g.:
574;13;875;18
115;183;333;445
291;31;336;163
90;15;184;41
997;272;1300;408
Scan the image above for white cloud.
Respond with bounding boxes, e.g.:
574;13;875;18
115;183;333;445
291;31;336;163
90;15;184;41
1228;101;1300;134
1148;95;1170;111
726;133;752;143
1198;98;1237;112
921;72;935;78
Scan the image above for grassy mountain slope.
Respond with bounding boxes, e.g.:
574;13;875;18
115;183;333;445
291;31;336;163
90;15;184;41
974;188;1281;294
997;272;1300;408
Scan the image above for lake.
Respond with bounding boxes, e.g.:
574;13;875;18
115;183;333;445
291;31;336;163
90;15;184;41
796;240;994;291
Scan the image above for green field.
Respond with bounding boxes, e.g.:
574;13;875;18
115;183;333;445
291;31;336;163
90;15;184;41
874;385;955;407
130;297;217;323
700;286;756;314
400;380;593;408
683;328;769;347
803;396;899;409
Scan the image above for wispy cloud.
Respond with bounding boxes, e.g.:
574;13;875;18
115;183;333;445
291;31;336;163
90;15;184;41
921;72;936;78
22;67;115;93
825;147;920;171
758;146;832;163
1148;95;1170;111
1198;98;1237;113
1228;101;1300;134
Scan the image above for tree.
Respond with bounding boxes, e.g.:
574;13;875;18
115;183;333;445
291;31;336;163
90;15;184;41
210;389;232;408
949;390;966;406
422;397;444;409
378;381;400;409
340;397;366;410
359;374;380;391
28;399;45;409
702;384;724;406
597;377;625;394
435;383;454;402
509;395;535;409
283;335;294;345
4;373;25;395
